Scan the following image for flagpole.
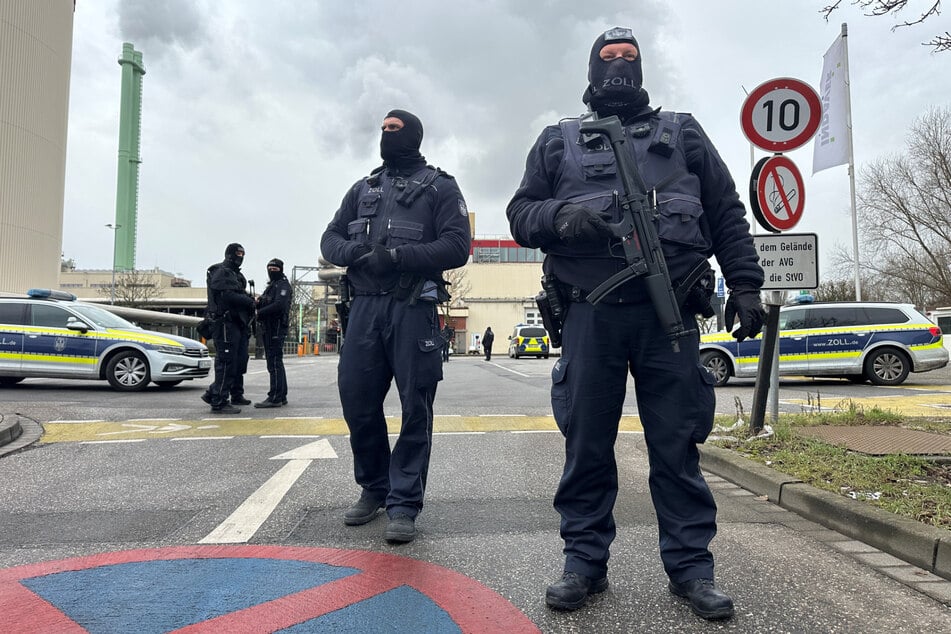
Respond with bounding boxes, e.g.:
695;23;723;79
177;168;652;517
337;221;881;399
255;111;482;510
841;22;861;301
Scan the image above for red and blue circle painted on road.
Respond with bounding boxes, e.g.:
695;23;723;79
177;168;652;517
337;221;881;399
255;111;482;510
0;545;540;633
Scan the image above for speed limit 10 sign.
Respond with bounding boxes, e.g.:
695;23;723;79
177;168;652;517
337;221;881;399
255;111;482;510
741;77;821;153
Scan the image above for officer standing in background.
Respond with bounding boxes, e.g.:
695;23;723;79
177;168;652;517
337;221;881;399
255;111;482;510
254;258;292;408
440;322;454;362
320;109;471;544
202;243;256;414
481;326;494;361
507;28;765;619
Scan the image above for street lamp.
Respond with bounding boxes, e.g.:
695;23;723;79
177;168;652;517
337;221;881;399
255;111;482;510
105;223;121;304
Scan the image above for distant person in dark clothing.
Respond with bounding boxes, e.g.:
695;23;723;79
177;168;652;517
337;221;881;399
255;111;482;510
482;326;494;361
202;243;255;413
254;258;292;408
441;324;454;362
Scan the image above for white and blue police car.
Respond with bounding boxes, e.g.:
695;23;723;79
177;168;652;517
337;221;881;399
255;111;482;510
700;299;949;387
0;289;211;391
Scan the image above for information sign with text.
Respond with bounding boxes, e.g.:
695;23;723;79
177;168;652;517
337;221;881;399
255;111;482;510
754;233;819;290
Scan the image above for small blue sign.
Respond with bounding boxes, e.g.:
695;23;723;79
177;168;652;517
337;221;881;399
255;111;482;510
717;276;726;298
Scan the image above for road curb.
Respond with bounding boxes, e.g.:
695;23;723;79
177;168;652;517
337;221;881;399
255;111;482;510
700;444;951;581
0;415;41;457
0;416;22;448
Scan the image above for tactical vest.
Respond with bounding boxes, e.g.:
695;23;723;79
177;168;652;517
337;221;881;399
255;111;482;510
345;165;449;294
546;112;712;291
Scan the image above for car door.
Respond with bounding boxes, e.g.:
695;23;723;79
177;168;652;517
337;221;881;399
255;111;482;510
0;302;27;375
776;307;810;375
23;303;98;377
804;307;869;374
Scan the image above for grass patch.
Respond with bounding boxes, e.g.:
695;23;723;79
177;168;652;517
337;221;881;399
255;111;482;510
710;402;951;529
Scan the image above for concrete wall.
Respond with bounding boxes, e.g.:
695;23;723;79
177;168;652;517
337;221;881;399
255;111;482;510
0;2;74;293
464;261;547;353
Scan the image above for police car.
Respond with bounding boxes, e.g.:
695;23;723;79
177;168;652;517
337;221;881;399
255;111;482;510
699;300;948;387
508;324;551;359
0;289;211;391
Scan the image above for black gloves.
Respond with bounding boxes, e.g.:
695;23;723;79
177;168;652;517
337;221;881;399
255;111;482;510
724;287;765;341
553;204;613;245
351;243;397;275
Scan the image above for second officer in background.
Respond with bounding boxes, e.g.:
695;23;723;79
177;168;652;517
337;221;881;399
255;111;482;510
320;109;471;544
202;243;255;413
254;258;292;408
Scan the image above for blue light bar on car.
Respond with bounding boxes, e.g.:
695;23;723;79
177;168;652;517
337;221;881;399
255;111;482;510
27;288;77;301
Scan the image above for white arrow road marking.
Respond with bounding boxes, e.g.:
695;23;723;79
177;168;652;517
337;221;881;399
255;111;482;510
98;423;160;436
199;439;338;544
97;422;195;436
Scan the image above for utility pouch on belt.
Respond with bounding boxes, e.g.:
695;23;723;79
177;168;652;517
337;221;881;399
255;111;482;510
395;273;423;302
335;275;352;336
536;274;567;348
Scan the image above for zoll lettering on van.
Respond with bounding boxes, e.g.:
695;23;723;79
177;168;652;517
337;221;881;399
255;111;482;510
754;233;819;290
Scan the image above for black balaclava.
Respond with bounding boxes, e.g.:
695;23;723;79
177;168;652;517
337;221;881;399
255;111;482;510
225;242;244;269
267;258;284;281
380;109;426;170
582;26;650;118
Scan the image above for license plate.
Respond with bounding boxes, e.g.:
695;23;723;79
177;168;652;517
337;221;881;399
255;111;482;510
199;359;212;369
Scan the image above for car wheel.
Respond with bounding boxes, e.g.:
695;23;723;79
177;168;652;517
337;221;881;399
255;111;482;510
0;377;24;387
543;354;550;359
700;351;731;387
864;347;910;386
106;350;151;391
514;350;520;359
154;380;184;389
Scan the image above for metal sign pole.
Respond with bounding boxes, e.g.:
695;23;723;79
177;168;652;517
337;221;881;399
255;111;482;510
750;297;782;434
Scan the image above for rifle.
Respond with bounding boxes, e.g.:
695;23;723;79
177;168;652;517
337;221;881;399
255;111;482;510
248;280;257;337
578;113;694;352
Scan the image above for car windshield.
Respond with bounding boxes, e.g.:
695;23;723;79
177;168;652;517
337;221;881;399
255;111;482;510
70;304;137;329
519;327;548;337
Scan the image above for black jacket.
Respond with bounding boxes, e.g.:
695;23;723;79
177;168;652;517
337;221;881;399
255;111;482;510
507;107;763;298
320;164;471;294
207;261;254;326
257;275;292;331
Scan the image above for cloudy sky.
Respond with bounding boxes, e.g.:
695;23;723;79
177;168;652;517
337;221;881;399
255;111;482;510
63;1;951;287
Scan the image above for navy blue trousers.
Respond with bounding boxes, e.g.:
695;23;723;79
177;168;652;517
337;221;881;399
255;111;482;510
262;325;287;402
337;295;443;519
206;321;247;407
552;301;718;583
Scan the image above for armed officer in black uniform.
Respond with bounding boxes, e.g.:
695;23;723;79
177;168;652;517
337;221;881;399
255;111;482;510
254;258;292;408
507;28;765;619
320;109;471;544
202;243;256;414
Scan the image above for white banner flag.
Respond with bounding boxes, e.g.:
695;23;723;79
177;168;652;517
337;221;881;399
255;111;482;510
813;32;851;173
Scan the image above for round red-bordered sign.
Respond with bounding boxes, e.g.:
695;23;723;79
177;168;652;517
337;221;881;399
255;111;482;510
741;78;821;152
749;155;806;233
0;545;540;633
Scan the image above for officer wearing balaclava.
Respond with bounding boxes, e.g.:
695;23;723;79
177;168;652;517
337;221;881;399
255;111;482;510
253;258;292;408
201;242;255;413
506;27;766;620
320;109;471;545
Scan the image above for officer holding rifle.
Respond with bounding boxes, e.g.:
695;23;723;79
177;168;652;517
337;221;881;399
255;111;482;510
507;27;765;620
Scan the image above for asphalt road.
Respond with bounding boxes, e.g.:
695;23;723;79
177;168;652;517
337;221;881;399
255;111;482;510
1;355;950;632
4;353;950;426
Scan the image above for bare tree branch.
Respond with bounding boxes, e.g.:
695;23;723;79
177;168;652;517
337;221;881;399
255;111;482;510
97;270;166;308
820;1;947;51
849;106;951;308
